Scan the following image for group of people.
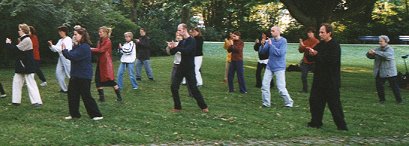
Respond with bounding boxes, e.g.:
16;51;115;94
1;22;404;131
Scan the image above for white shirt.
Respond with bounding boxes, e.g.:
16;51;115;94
258;59;269;64
50;36;73;56
119;41;137;63
166;42;181;64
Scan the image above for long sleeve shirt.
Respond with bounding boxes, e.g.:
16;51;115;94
5;35;36;73
136;36;151;61
170;36;196;69
62;43;93;80
260;37;288;72
366;45;397;78
299;37;319;64
228;39;244;61
119;41;136;63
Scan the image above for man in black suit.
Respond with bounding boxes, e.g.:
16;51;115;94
306;23;348;131
167;23;208;113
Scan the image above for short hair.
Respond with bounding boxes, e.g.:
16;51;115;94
58;26;69;35
140;28;146;32
29;26;37;35
306;27;315;33
178;23;188;30
99;26;112;38
379;35;390;43
74;28;92;45
124;32;133;38
19;23;30;34
320;23;333;34
271;26;281;33
232;31;241;36
191;27;202;36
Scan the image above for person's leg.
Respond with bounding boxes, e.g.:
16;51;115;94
143;60;154;80
224;61;230;83
326;88;348;130
194;56;203;86
35;60;47;83
388;76;402;103
127;62;139;89
117;63;126;89
0;83;5;95
12;73;24;104
185;68;208;109
171;69;184;110
261;69;273;107
375;75;386;102
79;78;102;118
228;61;236;92
255;62;263;88
68;78;81;118
24;74;42;105
274;70;293;107
113;82;122;101
300;62;309;92
56;60;68;92
308;84;325;128
236;60;247;93
95;65;105;102
135;59;143;80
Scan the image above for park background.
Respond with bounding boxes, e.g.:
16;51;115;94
0;0;409;145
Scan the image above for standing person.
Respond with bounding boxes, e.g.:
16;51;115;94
298;27;320;93
259;26;293;108
254;31;274;88
0;83;6;98
366;35;402;104
62;28;103;121
166;32;183;82
91;26;122;102
117;32;139;90
29;26;47;87
5;23;42;107
191;28;204;86
227;31;247;93
223;33;233;83
306;23;348;130
48;26;72;93
135;28;154;81
167;23;208;113
72;25;82;45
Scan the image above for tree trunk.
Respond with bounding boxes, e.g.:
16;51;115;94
180;0;190;23
130;0;138;23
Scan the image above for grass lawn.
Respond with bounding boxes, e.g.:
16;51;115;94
0;42;408;145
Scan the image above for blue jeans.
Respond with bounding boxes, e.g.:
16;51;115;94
261;69;293;107
136;59;154;79
228;60;247;93
117;62;138;89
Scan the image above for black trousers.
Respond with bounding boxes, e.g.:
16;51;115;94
376;75;402;103
171;67;207;110
309;86;347;129
300;62;313;92
68;77;102;118
255;63;273;88
0;83;5;94
34;60;46;82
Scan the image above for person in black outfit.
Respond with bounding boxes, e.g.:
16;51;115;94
167;23;208;113
62;28;103;121
306;23;348;130
253;31;273;88
0;83;6;98
135;28;154;81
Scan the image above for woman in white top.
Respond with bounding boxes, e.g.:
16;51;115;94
48;26;72;93
117;32;138;89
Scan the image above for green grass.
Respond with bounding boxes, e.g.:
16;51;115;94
0;42;408;145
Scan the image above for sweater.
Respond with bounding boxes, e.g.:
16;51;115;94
194;36;204;56
119;41;136;63
228;39;244;61
136;36;151;61
260;37;288;72
62;43;93;80
298;37;320;64
223;39;232;62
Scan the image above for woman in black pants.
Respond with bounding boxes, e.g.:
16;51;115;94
254;31;274;88
0;83;6;98
62;28;103;121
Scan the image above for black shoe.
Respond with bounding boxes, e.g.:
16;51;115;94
307;122;322;129
59;90;68;94
379;100;385;104
99;97;105;102
136;78;141;81
11;103;20;106
337;126;348;131
149;78;154;81
33;103;42;108
116;97;123;102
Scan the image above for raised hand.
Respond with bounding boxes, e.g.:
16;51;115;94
6;38;11;44
48;40;53;46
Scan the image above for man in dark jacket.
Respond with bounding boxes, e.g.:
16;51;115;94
306;23;348;131
135;28;154;81
168;23;208;113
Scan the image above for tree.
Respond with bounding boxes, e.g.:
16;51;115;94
280;0;376;28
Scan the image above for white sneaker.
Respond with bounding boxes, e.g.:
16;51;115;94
40;82;47;87
64;116;73;120
92;117;103;121
0;94;6;98
285;102;293;108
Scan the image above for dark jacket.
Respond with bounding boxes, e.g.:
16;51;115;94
136;36;151;61
62;43;93;80
170;36;196;70
228;40;244;61
6;35;36;74
309;39;341;89
254;42;269;60
194;36;204;56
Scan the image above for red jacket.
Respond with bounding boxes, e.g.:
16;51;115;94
30;35;41;61
92;37;115;82
298;37;319;64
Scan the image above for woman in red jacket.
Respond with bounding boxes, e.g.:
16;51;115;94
29;26;47;87
91;26;122;102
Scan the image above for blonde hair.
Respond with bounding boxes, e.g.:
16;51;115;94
124;32;133;38
19;23;30;34
73;25;82;30
99;26;112;38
